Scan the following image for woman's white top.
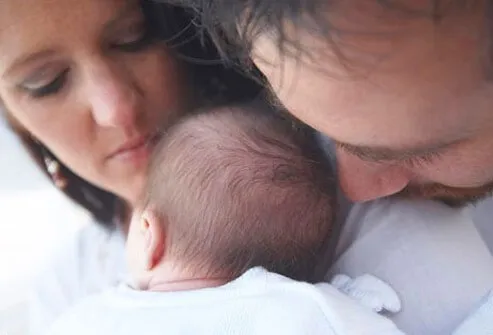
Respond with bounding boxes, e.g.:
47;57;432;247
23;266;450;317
28;221;127;335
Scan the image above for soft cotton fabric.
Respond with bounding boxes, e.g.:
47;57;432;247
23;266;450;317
453;290;493;335
28;221;127;335
47;267;403;335
30;136;493;335
332;198;493;335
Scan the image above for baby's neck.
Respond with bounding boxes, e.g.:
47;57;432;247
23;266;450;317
145;262;231;293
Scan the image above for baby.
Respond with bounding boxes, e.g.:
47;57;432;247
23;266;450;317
47;103;403;335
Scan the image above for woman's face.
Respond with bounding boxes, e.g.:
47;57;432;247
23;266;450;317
0;0;187;205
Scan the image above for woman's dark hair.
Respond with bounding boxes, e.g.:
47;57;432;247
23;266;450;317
7;1;263;228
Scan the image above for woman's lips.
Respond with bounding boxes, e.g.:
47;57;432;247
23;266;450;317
108;134;160;165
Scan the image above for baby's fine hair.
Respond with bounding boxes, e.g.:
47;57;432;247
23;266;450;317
144;101;335;281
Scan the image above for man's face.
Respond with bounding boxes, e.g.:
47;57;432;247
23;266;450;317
252;0;493;204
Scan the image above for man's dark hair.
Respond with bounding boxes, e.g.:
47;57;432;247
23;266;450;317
144;102;336;281
157;0;329;62
156;0;476;64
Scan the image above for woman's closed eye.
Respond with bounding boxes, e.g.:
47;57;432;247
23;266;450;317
20;68;69;98
110;20;154;52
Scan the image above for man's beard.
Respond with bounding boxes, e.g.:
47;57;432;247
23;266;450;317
395;180;493;208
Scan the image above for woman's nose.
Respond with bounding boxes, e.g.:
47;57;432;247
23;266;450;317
336;148;411;202
84;61;141;128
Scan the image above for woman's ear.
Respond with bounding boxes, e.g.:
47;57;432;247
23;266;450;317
140;209;166;271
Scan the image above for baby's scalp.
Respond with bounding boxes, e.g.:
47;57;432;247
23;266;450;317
144;102;336;281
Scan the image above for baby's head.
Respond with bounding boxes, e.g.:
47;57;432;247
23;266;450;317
127;102;336;290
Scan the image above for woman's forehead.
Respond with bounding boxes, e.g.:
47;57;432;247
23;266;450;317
0;0;135;27
0;0;138;77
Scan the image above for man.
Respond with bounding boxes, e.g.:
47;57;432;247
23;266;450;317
175;0;493;205
161;0;493;333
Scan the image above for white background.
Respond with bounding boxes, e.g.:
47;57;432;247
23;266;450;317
0;119;89;334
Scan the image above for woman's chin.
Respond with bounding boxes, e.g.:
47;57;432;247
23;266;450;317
105;168;148;207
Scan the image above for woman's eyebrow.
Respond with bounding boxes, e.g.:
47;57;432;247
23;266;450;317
103;1;142;33
2;2;139;80
2;49;57;79
335;140;460;162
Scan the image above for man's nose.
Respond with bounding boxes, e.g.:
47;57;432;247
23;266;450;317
336;148;411;202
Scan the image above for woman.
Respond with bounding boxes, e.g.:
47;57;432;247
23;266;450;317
5;1;490;334
0;0;260;333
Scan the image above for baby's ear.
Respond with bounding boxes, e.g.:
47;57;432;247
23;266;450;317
140;208;167;271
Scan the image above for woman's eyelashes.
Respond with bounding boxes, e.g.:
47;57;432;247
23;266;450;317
110;21;155;52
18;21;153;99
21;68;69;98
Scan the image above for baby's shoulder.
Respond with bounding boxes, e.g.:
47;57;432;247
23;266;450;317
251;270;403;334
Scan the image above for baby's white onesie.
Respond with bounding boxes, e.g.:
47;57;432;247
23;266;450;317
47;267;403;335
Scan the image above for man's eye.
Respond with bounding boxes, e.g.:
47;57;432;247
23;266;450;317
403;152;444;167
22;69;69;98
335;142;376;162
336;142;445;167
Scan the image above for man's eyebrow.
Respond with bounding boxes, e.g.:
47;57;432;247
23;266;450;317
335;140;461;162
